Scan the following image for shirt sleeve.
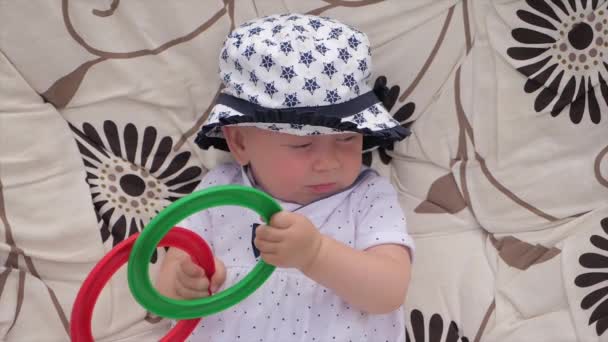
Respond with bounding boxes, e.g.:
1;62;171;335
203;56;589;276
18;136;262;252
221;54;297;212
354;174;415;257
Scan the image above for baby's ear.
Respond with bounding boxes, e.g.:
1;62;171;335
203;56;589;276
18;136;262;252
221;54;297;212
222;126;249;166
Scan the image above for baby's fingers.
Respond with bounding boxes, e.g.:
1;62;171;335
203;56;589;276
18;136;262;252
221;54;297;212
209;258;226;293
253;237;279;255
177;261;210;295
174;282;210;299
255;225;283;242
179;259;204;277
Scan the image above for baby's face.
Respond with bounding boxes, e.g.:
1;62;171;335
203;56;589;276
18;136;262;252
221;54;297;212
227;127;363;205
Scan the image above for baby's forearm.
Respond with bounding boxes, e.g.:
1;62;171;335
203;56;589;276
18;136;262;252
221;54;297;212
301;236;411;314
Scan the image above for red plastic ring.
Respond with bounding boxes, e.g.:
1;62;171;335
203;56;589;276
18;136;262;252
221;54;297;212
70;227;215;341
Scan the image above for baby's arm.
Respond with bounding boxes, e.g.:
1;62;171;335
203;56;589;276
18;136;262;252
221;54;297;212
254;211;411;314
156;248;226;299
303;234;410;314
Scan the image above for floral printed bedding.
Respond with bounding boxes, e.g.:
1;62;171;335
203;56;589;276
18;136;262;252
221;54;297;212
1;1;606;341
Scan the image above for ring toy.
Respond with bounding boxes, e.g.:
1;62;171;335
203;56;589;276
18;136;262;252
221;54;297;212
70;227;214;341
128;185;282;319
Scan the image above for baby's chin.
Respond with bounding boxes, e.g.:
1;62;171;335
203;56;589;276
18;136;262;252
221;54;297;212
264;180;355;205
271;193;312;206
287;187;348;205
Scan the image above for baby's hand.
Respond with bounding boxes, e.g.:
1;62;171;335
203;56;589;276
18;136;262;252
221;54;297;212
160;256;226;300
254;211;322;271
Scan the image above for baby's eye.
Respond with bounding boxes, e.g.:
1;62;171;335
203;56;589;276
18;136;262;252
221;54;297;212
289;143;312;149
337;135;356;142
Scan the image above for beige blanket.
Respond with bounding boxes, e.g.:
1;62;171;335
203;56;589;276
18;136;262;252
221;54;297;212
1;1;606;341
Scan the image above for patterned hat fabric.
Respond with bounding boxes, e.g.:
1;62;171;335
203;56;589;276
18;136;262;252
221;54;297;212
195;13;410;152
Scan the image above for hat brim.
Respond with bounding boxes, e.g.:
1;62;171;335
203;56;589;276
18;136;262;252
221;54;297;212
195;95;410;152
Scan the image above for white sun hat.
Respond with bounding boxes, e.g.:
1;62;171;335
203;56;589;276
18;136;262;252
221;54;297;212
195;13;410;152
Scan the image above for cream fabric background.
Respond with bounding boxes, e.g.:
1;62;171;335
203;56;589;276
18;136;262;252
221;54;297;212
1;1;607;341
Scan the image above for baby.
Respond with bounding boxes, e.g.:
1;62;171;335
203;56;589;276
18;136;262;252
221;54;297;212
156;13;414;341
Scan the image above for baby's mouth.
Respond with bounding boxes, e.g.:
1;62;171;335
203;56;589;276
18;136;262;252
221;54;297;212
307;183;337;194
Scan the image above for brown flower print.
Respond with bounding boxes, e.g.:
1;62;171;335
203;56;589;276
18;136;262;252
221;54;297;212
507;0;608;124
406;309;470;342
363;75;416;166
70;120;203;262
575;217;608;336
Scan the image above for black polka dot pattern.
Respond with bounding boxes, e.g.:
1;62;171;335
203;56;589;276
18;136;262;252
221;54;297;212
177;162;413;341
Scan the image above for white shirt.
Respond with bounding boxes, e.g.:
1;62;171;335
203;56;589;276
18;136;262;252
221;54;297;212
178;162;414;341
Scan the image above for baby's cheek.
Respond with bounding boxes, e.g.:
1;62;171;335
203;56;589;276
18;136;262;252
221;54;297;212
264;169;294;190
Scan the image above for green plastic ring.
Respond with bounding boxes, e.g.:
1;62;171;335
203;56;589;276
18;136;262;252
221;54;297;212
128;185;282;319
